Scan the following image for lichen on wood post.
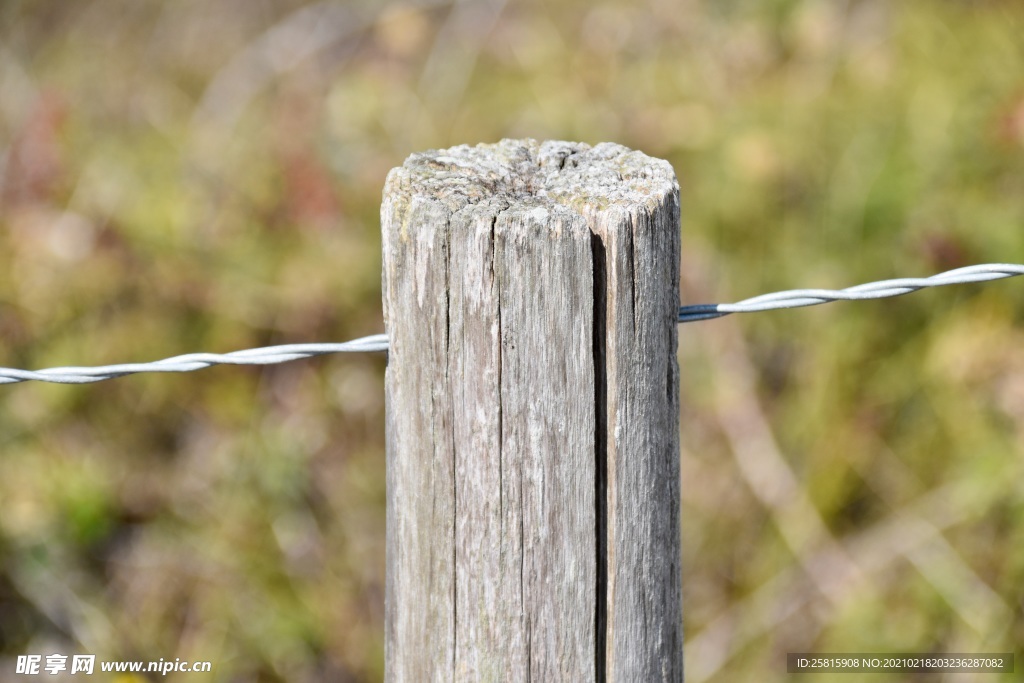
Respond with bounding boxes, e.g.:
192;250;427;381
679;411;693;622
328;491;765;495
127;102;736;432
382;139;681;682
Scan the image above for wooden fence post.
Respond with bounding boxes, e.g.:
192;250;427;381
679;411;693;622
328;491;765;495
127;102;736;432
382;139;681;682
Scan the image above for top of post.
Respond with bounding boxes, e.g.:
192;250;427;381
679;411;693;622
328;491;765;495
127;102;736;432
383;138;678;226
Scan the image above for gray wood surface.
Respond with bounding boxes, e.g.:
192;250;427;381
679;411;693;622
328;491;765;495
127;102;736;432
382;139;681;682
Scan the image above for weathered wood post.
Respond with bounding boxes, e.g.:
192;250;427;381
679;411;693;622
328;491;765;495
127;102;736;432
382;139;681;681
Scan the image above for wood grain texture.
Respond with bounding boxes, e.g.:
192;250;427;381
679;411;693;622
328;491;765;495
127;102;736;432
382;139;681;682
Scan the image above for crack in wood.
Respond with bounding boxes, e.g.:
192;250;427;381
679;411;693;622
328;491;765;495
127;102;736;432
592;231;608;683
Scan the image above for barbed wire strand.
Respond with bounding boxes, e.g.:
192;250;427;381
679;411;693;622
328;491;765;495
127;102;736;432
1;264;1021;385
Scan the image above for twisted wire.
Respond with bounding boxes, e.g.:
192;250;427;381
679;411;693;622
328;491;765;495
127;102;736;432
678;263;1024;322
1;263;1021;385
0;334;389;385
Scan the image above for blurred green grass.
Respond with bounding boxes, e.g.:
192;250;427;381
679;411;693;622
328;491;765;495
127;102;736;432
1;0;1023;681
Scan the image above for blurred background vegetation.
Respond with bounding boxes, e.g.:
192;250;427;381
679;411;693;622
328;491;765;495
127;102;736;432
0;0;1022;681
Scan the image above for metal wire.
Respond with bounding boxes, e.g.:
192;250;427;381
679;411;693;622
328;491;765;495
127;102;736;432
1;263;1021;385
678;263;1024;323
0;334;389;385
